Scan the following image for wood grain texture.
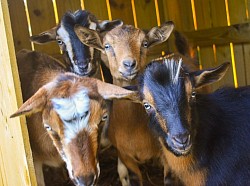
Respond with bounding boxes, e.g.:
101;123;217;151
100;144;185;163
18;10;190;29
133;0;157;29
0;0;37;185
27;0;59;55
228;0;247;86
84;0;109;20
210;0;234;88
56;0;82;19
8;0;32;52
184;22;250;46
109;0;134;25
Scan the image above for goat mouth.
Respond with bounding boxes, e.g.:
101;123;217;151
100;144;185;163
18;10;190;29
163;137;192;156
74;63;96;77
119;70;139;80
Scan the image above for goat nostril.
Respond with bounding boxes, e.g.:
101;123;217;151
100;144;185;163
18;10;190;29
78;64;89;71
172;133;190;144
123;60;136;70
77;174;95;186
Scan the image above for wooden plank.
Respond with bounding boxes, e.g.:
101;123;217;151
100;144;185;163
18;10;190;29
109;0;134;25
243;43;250;84
133;0;157;29
0;0;37;185
84;0;109;20
8;0;32;52
210;0;234;88
56;0;82;19
160;0;194;54
228;0;247;86
184;22;250;46
193;0;217;91
244;0;250;85
27;0;59;55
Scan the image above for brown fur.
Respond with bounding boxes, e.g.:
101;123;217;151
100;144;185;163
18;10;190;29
14;49;137;186
75;22;175;185
105;26;167;185
160;138;207;186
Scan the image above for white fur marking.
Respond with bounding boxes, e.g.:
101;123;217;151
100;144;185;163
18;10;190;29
52;89;90;144
57;25;82;74
118;158;130;186
89;22;97;30
164;58;183;84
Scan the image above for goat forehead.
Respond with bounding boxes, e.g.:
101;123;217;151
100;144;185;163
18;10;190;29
105;27;144;44
52;88;90;121
142;62;185;106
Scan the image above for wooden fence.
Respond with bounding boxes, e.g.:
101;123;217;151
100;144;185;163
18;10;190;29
1;0;250;185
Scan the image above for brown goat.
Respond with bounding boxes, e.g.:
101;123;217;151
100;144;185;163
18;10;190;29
12;49;138;186
75;22;174;185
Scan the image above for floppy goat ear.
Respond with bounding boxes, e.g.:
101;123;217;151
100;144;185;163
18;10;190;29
75;25;104;53
190;62;230;89
146;21;174;48
10;87;48;118
95;79;140;103
30;27;57;44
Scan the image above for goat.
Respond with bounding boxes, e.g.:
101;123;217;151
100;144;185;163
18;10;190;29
30;10;122;79
11;49;137;186
75;21;175;185
138;57;250;185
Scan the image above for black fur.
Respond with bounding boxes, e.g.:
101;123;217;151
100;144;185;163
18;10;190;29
139;60;250;185
59;10;100;75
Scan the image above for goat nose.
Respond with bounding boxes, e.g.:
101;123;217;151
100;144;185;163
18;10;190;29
172;133;190;145
123;59;136;70
77;174;95;186
78;63;89;71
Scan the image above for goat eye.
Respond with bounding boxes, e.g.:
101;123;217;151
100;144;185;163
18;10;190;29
44;124;52;131
104;44;111;50
143;103;152;110
191;91;196;98
57;39;64;45
102;113;108;121
142;41;148;48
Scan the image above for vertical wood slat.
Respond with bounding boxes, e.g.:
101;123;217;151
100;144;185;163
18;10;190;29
228;0;247;86
133;0;157;29
245;0;250;85
0;0;37;185
160;0;194;54
194;0;215;69
56;0;82;20
210;0;234;88
8;0;32;52
27;0;59;55
84;0;109;20
108;0;134;25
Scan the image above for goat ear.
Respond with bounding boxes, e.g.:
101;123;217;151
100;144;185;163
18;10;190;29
98;19;123;32
191;62;230;89
30;27;57;44
147;21;174;48
74;25;104;52
95;80;140;103
10;87;47;118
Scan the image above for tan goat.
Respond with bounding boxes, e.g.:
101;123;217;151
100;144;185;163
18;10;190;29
75;22;174;185
11;49;138;186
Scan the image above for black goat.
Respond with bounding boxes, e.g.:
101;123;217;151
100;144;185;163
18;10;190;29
138;57;250;185
30;9;121;79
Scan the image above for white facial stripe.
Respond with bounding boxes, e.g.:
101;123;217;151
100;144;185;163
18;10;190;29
90;47;94;62
52;88;91;144
57;25;75;66
89;22;97;30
